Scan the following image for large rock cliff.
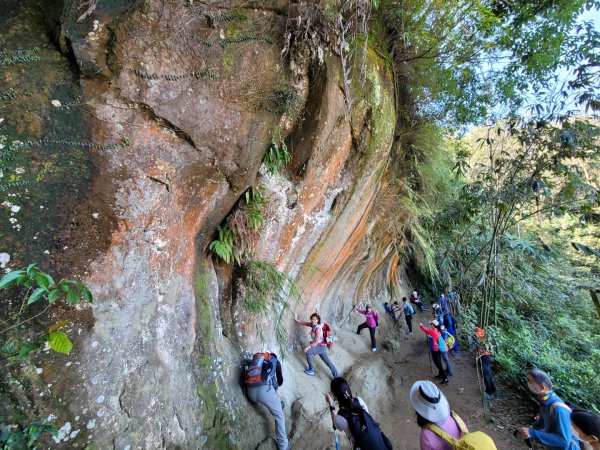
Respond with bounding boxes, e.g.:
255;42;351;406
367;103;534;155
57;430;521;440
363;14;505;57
0;1;409;448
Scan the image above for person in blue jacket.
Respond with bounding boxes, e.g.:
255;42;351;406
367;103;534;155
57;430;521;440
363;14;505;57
519;369;579;450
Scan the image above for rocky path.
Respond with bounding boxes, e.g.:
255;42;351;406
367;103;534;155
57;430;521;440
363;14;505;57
255;309;534;450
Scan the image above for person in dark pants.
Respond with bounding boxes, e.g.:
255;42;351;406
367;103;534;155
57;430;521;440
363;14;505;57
419;320;448;385
245;352;290;450
356;305;379;352
400;297;415;335
478;351;497;395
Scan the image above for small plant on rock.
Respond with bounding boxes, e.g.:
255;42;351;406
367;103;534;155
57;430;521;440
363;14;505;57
210;187;266;264
263;132;291;176
0;419;58;449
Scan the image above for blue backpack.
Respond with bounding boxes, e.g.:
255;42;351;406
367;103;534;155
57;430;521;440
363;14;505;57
338;400;393;450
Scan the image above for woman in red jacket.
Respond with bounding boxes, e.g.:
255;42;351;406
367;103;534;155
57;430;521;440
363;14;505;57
419;320;449;385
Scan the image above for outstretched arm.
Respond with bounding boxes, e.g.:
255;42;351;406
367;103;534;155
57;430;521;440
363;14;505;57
294;316;311;327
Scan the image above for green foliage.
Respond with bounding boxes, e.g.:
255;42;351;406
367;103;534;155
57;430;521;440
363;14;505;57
210;188;266;264
238;260;299;358
0;419;58;450
0;265;92;358
376;0;599;125
0;264;93;306
263;133;291;176
209;225;235;264
421;116;600;410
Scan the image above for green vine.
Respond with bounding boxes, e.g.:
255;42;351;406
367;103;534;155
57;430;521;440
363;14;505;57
0;89;32;101
0;55;41;65
0;180;31;192
129;67;217;81
205;11;248;25
219;35;273;49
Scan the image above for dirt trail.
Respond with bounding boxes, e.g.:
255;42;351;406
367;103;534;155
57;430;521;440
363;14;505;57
270;309;533;450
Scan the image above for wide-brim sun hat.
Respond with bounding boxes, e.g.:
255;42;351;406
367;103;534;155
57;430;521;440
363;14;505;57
410;380;450;423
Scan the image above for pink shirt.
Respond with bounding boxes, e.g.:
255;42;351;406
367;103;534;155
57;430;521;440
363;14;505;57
357;309;379;328
419;416;463;450
297;320;325;347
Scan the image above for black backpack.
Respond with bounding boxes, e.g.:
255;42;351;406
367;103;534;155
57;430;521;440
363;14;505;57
338;400;393;450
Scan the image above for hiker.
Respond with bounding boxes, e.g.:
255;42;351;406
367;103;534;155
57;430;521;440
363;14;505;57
430;302;442;322
473;326;496;396
438;293;450;317
410;380;462;449
356;305;379;352
294;313;339;377
410;380;497;449
245;352;290;450
438;324;453;377
571;410;600;450
410;291;427;312
519;369;579;450
442;314;459;355
324;377;393;449
419;320;449;385
384;302;397;324
399;297;414;334
477;351;497;397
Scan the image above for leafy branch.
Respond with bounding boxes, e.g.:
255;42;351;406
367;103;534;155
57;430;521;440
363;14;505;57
0;264;93;356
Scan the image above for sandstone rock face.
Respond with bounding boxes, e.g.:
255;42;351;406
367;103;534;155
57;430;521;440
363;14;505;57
1;1;404;448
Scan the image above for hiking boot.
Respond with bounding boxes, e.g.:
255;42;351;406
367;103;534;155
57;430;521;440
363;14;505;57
441;379;449;385
371;348;377;352
434;374;443;379
304;369;315;376
407;332;413;335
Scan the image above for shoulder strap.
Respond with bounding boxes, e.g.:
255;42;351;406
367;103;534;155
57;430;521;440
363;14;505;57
550;402;572;415
450;411;469;435
423;423;457;445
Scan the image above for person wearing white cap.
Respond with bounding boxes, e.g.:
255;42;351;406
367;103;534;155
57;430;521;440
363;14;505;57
419;320;449;385
410;380;464;449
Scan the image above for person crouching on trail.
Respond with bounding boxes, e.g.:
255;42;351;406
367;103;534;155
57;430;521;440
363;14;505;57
410;291;428;312
356;305;379;352
294;313;339;377
519;369;579;450
245;352;290;450
419;320;449;385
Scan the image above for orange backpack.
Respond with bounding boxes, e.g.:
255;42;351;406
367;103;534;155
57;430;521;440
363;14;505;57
245;352;273;386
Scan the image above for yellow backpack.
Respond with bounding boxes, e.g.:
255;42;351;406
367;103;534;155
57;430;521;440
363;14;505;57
424;412;497;450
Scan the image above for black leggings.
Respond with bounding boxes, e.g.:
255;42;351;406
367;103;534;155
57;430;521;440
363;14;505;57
357;323;376;349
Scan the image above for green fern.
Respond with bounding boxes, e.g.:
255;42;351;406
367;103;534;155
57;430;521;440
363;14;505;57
209;225;235;263
263;132;291;175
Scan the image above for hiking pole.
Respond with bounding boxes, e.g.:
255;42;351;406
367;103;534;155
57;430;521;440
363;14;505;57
334;429;340;450
426;337;433;374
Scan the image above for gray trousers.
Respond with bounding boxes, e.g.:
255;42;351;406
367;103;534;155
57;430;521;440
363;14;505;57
247;384;288;450
306;344;339;377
